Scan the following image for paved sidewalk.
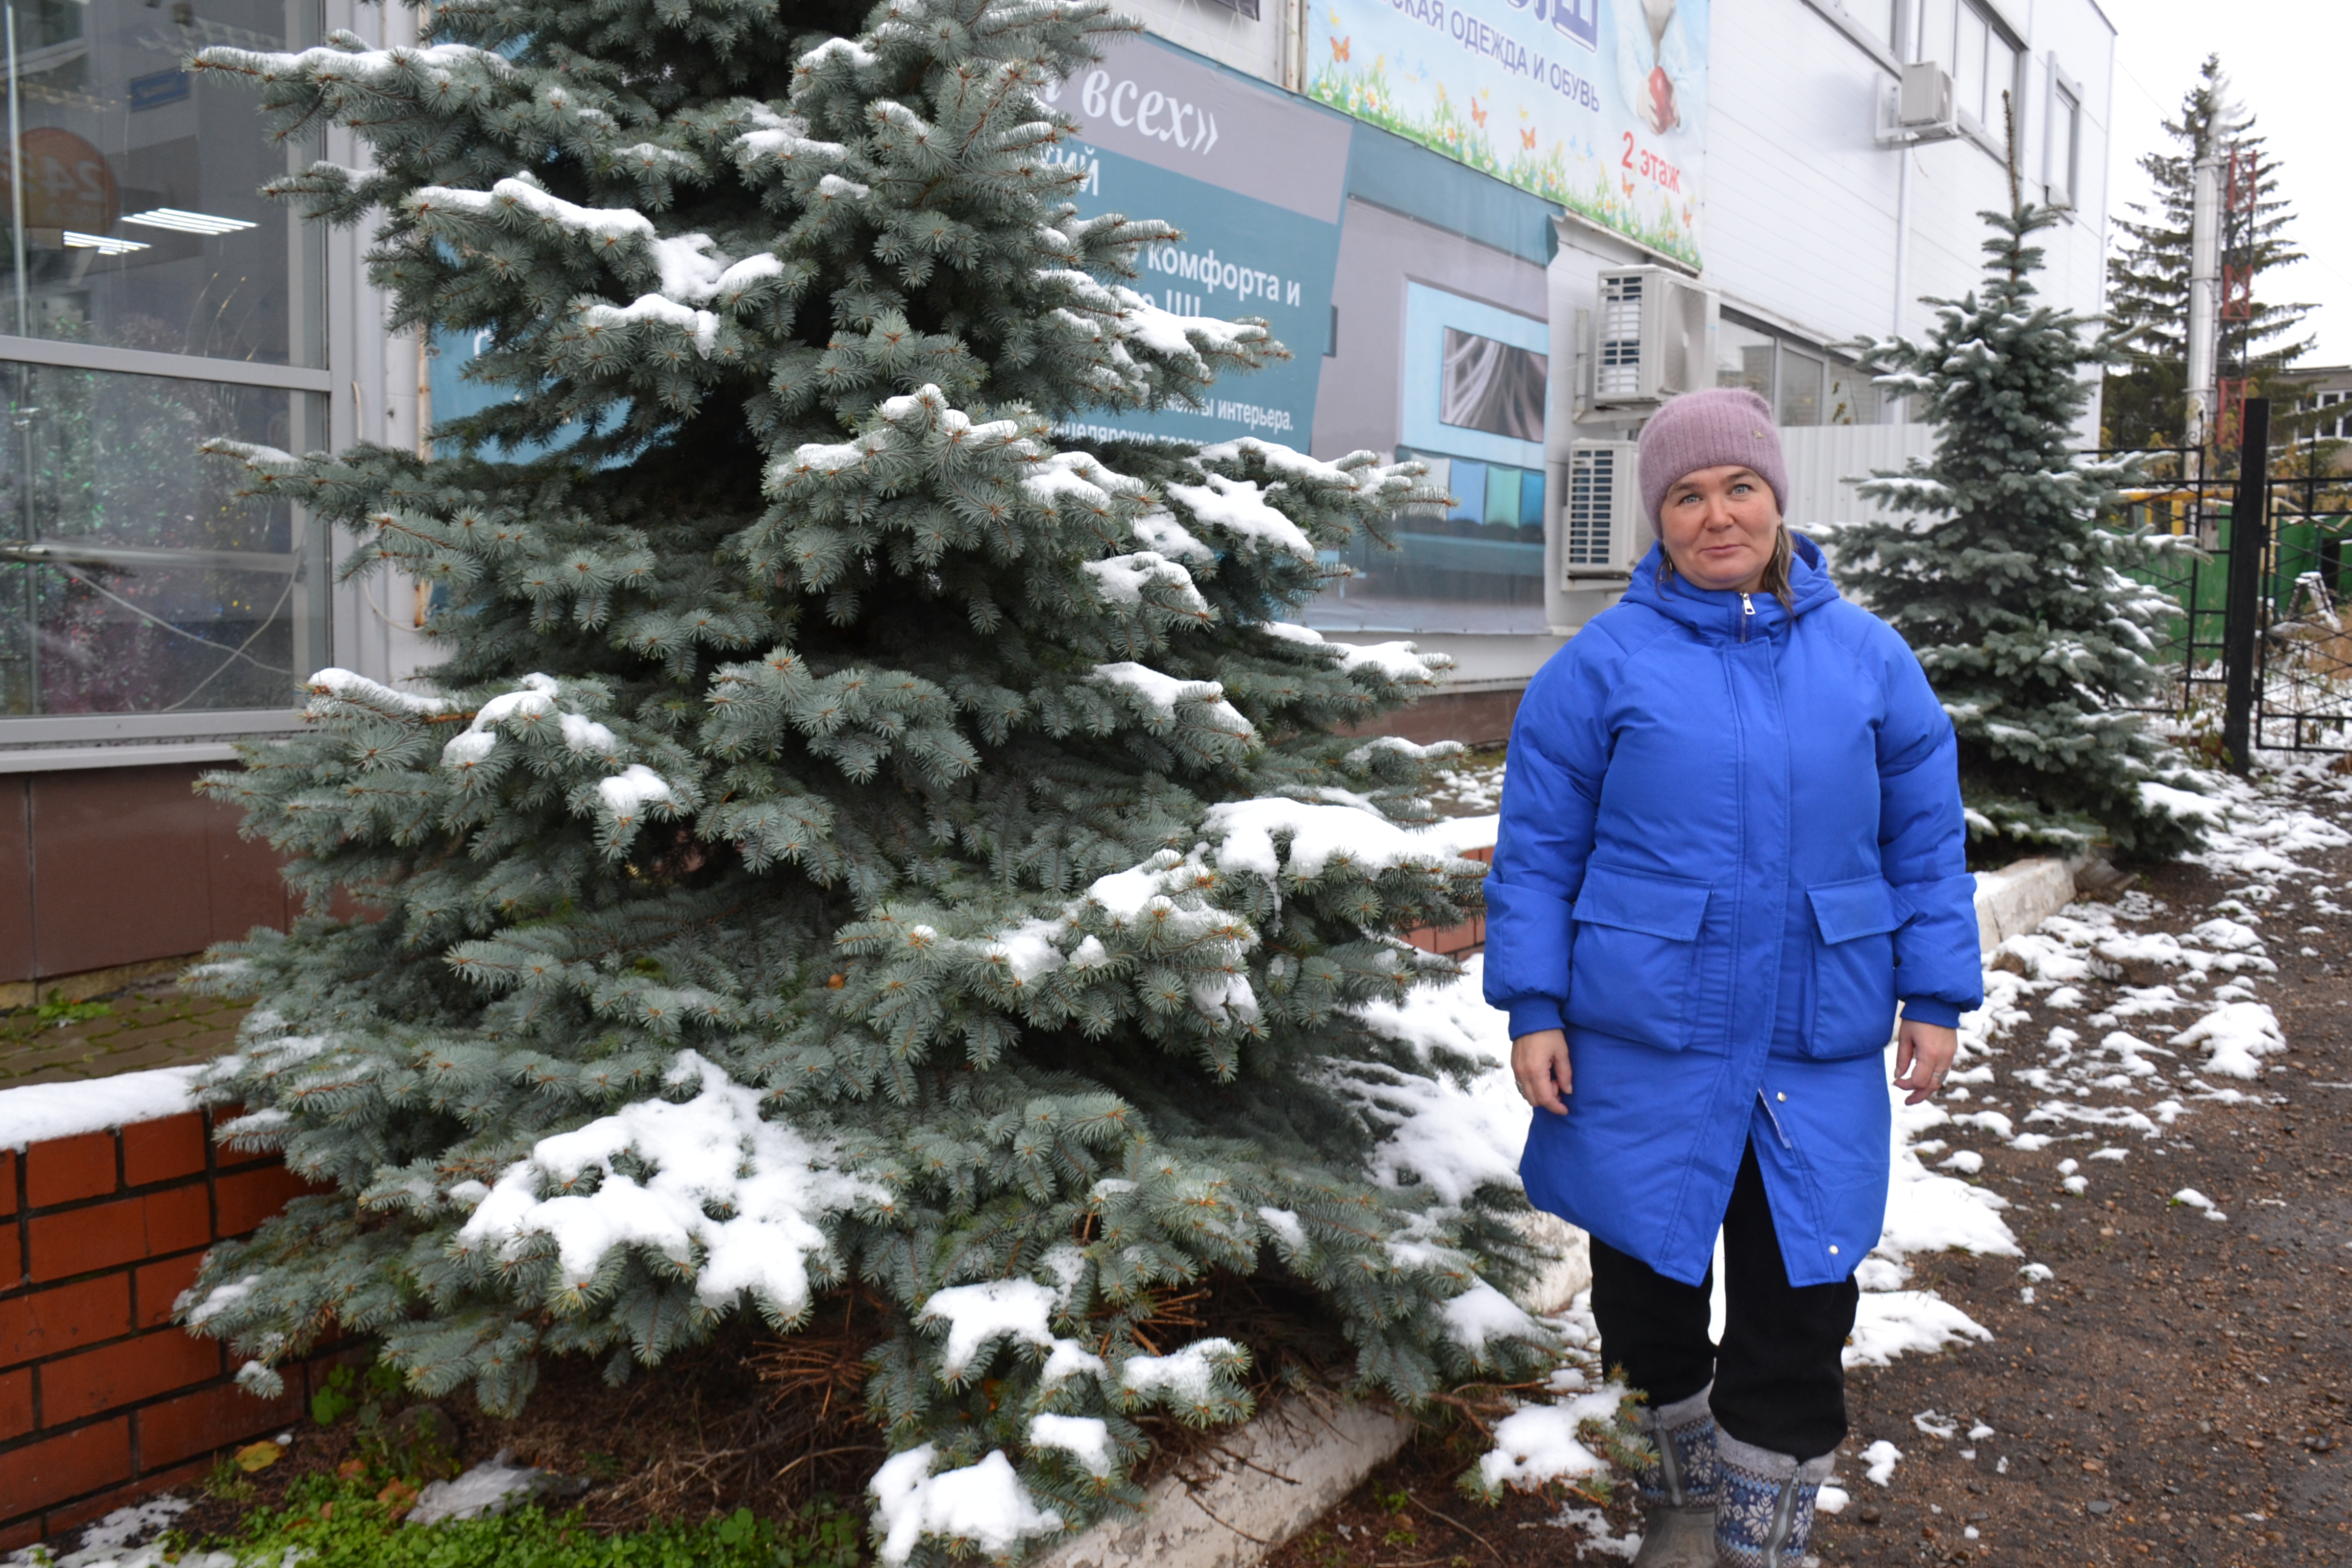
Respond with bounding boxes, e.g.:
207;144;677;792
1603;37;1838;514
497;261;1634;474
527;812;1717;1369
0;983;249;1088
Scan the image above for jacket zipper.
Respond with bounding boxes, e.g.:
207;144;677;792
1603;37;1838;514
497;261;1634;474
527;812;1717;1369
1740;592;1755;643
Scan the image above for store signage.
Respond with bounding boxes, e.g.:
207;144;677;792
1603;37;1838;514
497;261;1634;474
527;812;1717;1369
129;69;192;111
1308;0;1707;267
1041;35;1351;447
1;127;118;233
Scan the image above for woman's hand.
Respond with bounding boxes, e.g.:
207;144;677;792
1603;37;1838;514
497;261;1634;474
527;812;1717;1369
1892;1018;1959;1105
1512;1029;1573;1114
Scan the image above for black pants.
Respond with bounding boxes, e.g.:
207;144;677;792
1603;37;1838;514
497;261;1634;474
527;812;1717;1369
1588;1140;1858;1462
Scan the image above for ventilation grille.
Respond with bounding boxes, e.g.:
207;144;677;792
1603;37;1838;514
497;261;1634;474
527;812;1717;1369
1565;447;1618;568
1596;273;1644;399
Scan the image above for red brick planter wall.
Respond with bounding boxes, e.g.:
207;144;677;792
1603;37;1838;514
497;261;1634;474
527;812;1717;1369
0;1114;324;1550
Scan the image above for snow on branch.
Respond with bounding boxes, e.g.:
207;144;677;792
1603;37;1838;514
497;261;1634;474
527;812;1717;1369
870;1446;1063;1567
196;38;513;88
1203;797;1489;881
410;176;655;248
917;1247;1089;1380
1260;621;1450;683
456;1050;881;1320
1080;551;1207;614
1085;662;1253;738
306;666;454;718
1163;474;1314;560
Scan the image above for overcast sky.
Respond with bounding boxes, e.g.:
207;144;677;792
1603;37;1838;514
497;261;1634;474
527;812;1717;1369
2100;0;2351;367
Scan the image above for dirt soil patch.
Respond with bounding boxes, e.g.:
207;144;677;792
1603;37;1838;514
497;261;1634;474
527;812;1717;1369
1821;843;2352;1567
165;1325;888;1545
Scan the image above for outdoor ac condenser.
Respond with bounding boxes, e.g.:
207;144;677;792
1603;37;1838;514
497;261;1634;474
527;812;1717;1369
1586;267;1718;410
1561;440;1645;583
1897;61;1957;132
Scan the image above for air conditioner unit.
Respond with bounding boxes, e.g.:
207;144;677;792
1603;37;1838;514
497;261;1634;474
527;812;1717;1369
1586;267;1719;410
1897;61;1957;132
1560;440;1645;582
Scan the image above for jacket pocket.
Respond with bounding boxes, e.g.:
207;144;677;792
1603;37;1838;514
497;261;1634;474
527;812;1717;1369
1805;875;1902;1059
1566;863;1711;1051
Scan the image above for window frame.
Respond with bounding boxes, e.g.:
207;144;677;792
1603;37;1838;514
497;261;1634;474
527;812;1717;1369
2045;58;2084;212
0;0;335;754
1918;0;2026;166
1719;307;1885;429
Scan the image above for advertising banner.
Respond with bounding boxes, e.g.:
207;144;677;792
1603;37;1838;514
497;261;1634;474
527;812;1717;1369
1040;36;1352;446
1307;0;1707;268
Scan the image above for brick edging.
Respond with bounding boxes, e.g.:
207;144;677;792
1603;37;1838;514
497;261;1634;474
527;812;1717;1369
1;1112;327;1550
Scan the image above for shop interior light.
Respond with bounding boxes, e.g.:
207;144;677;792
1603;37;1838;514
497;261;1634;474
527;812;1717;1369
62;231;151;254
121;208;257;236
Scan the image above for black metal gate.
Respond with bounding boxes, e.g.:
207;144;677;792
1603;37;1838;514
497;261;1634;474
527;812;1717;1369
2116;398;2352;764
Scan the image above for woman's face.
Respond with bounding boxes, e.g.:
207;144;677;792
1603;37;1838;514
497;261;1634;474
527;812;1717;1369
1657;464;1780;594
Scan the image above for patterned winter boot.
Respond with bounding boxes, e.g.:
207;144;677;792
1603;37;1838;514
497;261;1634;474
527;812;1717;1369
1712;1432;1835;1568
1629;1385;1719;1568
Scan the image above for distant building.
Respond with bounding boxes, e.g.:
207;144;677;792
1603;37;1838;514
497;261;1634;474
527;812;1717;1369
0;0;2118;992
2285;365;2352;473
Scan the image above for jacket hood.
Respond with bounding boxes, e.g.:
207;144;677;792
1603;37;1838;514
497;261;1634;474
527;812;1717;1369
1620;531;1840;642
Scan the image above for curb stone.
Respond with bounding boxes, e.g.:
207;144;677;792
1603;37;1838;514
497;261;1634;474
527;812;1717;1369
1973;857;2077;954
1035;1398;1412;1568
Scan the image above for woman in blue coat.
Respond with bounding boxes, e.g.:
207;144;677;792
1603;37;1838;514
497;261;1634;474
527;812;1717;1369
1483;388;1981;1568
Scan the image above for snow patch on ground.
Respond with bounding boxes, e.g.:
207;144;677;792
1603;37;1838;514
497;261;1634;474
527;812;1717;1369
1862;1439;1904;1485
407;1449;551;1525
1475;1384;1627;1492
1546;1503;1643;1559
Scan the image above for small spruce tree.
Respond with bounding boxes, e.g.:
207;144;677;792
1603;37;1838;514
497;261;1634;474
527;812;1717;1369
1839;205;2203;858
178;0;1550;1555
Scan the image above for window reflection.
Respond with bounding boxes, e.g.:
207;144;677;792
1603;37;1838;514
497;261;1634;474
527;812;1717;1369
1824;363;1878;426
1717;319;1773;399
1306;449;1550;634
1776;350;1822;428
0;0;317;364
0;363;325;714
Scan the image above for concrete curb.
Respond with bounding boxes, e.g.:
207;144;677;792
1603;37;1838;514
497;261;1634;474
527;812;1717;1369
1972;857;2078;955
1035;1398;1412;1568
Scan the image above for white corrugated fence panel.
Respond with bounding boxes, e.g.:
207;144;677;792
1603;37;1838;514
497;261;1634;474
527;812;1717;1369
1778;423;1939;533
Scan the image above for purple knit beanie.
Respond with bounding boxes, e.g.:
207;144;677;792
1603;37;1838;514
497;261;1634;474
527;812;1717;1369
1636;387;1789;535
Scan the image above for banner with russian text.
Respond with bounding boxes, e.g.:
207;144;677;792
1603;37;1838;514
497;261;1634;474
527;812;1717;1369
1308;0;1706;267
1041;36;1351;446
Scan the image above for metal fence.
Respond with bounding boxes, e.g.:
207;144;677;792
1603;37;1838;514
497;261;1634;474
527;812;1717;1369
2116;402;2352;760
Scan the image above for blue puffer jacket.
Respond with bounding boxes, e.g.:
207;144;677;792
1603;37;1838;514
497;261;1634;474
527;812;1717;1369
1483;536;1981;1288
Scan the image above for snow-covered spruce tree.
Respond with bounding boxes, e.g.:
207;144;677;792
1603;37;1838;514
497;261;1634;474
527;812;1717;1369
177;0;1555;1554
1838;205;2202;858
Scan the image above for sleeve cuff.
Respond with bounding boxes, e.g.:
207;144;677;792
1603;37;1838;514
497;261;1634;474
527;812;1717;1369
1900;999;1962;1029
1507;1000;1566;1039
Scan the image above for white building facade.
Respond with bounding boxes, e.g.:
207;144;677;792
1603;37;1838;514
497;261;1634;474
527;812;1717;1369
1117;0;2118;716
0;0;2114;988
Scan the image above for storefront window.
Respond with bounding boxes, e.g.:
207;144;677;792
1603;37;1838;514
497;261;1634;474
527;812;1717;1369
0;1;326;725
0;351;326;715
1;0;320;364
